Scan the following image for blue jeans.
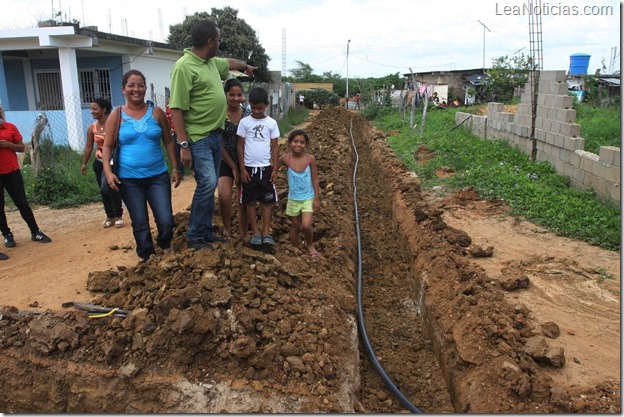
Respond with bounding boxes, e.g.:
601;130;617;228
119;171;174;261
187;131;221;242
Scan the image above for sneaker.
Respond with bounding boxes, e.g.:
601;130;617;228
103;219;113;228
262;235;276;245
4;233;16;248
31;230;52;243
0;252;8;261
205;232;227;243
187;239;213;251
114;218;124;228
250;234;262;246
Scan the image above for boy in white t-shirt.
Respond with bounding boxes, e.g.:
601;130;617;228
236;87;280;246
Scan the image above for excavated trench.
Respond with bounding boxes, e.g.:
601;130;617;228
0;108;617;413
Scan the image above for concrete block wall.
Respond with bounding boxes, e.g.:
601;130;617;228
455;70;620;206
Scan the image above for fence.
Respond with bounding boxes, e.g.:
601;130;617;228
7;80;296;171
455;70;620;207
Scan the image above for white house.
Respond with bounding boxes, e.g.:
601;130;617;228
0;23;183;150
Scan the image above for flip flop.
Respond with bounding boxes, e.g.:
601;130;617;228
309;250;320;257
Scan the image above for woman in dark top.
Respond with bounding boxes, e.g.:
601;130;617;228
218;78;250;243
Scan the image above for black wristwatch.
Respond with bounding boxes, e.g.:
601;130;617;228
180;141;189;149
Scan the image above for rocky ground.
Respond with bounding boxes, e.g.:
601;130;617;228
0;108;619;413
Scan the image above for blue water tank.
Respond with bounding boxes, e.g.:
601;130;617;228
569;53;591;75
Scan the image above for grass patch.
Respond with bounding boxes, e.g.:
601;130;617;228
574;103;621;154
371;106;620;251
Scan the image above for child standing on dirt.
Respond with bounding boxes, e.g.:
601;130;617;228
277;129;320;256
237;87;280;247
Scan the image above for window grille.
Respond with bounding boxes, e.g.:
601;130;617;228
34;69;112;110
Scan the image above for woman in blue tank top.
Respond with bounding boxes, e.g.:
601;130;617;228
102;70;182;262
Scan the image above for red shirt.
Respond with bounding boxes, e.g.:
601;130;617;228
0;122;22;175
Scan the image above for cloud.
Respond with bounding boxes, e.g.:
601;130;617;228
2;0;620;77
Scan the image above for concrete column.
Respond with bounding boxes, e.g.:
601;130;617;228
57;47;83;151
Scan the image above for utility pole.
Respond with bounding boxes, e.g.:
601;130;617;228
346;39;351;109
478;20;491;72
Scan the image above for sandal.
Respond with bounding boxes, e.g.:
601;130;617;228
250;234;262;246
309;250;320;257
103;219;113;228
114;218;124;228
262;234;275;246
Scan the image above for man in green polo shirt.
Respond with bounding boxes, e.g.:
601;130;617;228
169;19;256;251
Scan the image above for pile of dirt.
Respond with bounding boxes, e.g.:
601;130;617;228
0;107;619;413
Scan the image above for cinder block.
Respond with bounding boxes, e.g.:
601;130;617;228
552;70;566;82
500;112;514;123
554;158;565;173
580;153;598;171
599;146;621;167
573;166;586;184
591;160;607;178
488;102;504;113
552;95;572;108
559;148;572;163
560;123;581;138
570;151;581;166
605;165;621;184
545;131;555;145
608;183;621;204
563;161;575;177
550;120;560;134
557;108;577;123
517;103;530;115
562;137;583;151
536;128;546;141
553;82;568;95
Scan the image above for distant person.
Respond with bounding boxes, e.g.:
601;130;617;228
299;94;305;107
355;93;361;110
0;106;52;248
102;70;182;262
218;78;250;243
432;92;440;103
81;98;124;229
236;87;280;247
168;19;256;251
276;129;320;256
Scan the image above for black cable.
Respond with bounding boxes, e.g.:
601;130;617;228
349;117;423;414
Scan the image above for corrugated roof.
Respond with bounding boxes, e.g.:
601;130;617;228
464;74;489;86
598;78;620;86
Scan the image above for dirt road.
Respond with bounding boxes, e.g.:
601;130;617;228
0;108;619;413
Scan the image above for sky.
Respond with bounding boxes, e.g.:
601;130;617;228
2;0;621;78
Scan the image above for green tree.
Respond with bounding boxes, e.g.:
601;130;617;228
483;54;534;102
288;61;322;82
167;7;271;82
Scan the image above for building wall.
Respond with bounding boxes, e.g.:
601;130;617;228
293;82;334;92
408;70;484;100
455;70;620;206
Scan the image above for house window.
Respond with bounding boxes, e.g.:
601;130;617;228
80;69;112;105
35;71;64;110
34;69;112;110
